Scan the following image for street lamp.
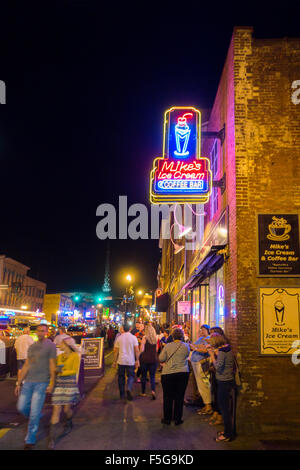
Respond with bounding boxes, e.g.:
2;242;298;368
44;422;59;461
124;274;135;328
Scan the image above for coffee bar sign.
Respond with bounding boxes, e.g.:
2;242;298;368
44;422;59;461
258;214;300;277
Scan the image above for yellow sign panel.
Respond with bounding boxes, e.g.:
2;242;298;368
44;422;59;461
259;287;300;355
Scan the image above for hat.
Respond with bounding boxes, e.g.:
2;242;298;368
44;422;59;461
63;337;79;353
200;324;210;333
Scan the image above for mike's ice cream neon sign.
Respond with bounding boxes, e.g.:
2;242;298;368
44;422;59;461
150;106;212;204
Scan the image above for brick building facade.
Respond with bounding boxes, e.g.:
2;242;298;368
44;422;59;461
157;27;300;434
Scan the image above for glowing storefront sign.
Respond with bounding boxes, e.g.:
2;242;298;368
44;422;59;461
150;106;212;204
218;285;224;318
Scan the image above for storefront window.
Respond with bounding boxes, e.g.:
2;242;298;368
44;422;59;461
200;285;208;325
216;266;225;330
191;287;200;342
209;273;217;327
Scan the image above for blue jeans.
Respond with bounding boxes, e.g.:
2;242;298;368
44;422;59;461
17;381;48;444
141;362;157;393
118;365;135;398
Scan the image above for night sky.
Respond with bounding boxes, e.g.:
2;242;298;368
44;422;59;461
0;2;299;296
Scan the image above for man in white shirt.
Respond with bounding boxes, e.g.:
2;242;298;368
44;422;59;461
14;327;34;381
113;324;139;402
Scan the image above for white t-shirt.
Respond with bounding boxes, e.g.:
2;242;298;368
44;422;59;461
114;332;138;366
14;334;34;360
0;340;5;364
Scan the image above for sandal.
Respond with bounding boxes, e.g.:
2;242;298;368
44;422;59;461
214;416;223;425
215;434;232;442
197;406;213;415
208;412;218;424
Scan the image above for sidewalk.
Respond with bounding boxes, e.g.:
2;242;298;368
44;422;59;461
1;353;299;450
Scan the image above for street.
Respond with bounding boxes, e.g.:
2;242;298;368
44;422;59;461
1;352;300;451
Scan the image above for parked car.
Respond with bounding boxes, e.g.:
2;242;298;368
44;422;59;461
67;325;87;344
0;328;16;379
0;329;14;342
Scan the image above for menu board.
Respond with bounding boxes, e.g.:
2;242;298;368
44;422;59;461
81;337;104;370
258;214;300;276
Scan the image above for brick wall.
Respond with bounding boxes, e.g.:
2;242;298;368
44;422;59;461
233;28;300;433
158;26;300;434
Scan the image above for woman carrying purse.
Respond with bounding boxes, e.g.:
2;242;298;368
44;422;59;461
159;328;190;425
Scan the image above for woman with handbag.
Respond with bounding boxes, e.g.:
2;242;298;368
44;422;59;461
139;324;158;399
159;328;190;425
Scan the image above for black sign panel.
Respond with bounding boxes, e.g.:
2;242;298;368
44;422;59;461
258;214;300;276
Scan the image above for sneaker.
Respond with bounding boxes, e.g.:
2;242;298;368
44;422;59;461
175;420;184;426
127;390;133;401
24;443;35;450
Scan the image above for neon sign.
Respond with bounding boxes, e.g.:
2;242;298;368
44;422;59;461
218;285;224;317
150;106;212;204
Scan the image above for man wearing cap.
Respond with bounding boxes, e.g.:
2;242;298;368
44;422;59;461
15;323;57;450
190;324;212;415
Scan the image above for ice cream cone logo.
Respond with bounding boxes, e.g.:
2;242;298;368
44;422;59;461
267;216;291;241
174;113;193;157
274;299;285;325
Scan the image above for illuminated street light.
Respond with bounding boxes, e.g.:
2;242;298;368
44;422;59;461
126;274;132;282
21;305;28;310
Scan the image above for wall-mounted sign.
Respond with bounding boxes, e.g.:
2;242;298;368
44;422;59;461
177;301;191;315
150;107;212;204
259;287;300;355
258;214;300;277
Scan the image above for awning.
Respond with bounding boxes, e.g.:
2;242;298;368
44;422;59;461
183;245;228;290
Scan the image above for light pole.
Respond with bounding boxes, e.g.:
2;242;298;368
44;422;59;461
124;274;134;328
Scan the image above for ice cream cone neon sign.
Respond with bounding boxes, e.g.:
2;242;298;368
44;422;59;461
150;106;212;204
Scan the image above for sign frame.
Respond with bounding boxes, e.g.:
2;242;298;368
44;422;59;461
177;300;192;315
256;212;300;277
81;337;104;375
258;286;300;356
150;106;212;205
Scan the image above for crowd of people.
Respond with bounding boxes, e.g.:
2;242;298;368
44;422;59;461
113;320;239;442
12;319;239;449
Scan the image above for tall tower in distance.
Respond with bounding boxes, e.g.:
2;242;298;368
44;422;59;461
102;242;112;294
